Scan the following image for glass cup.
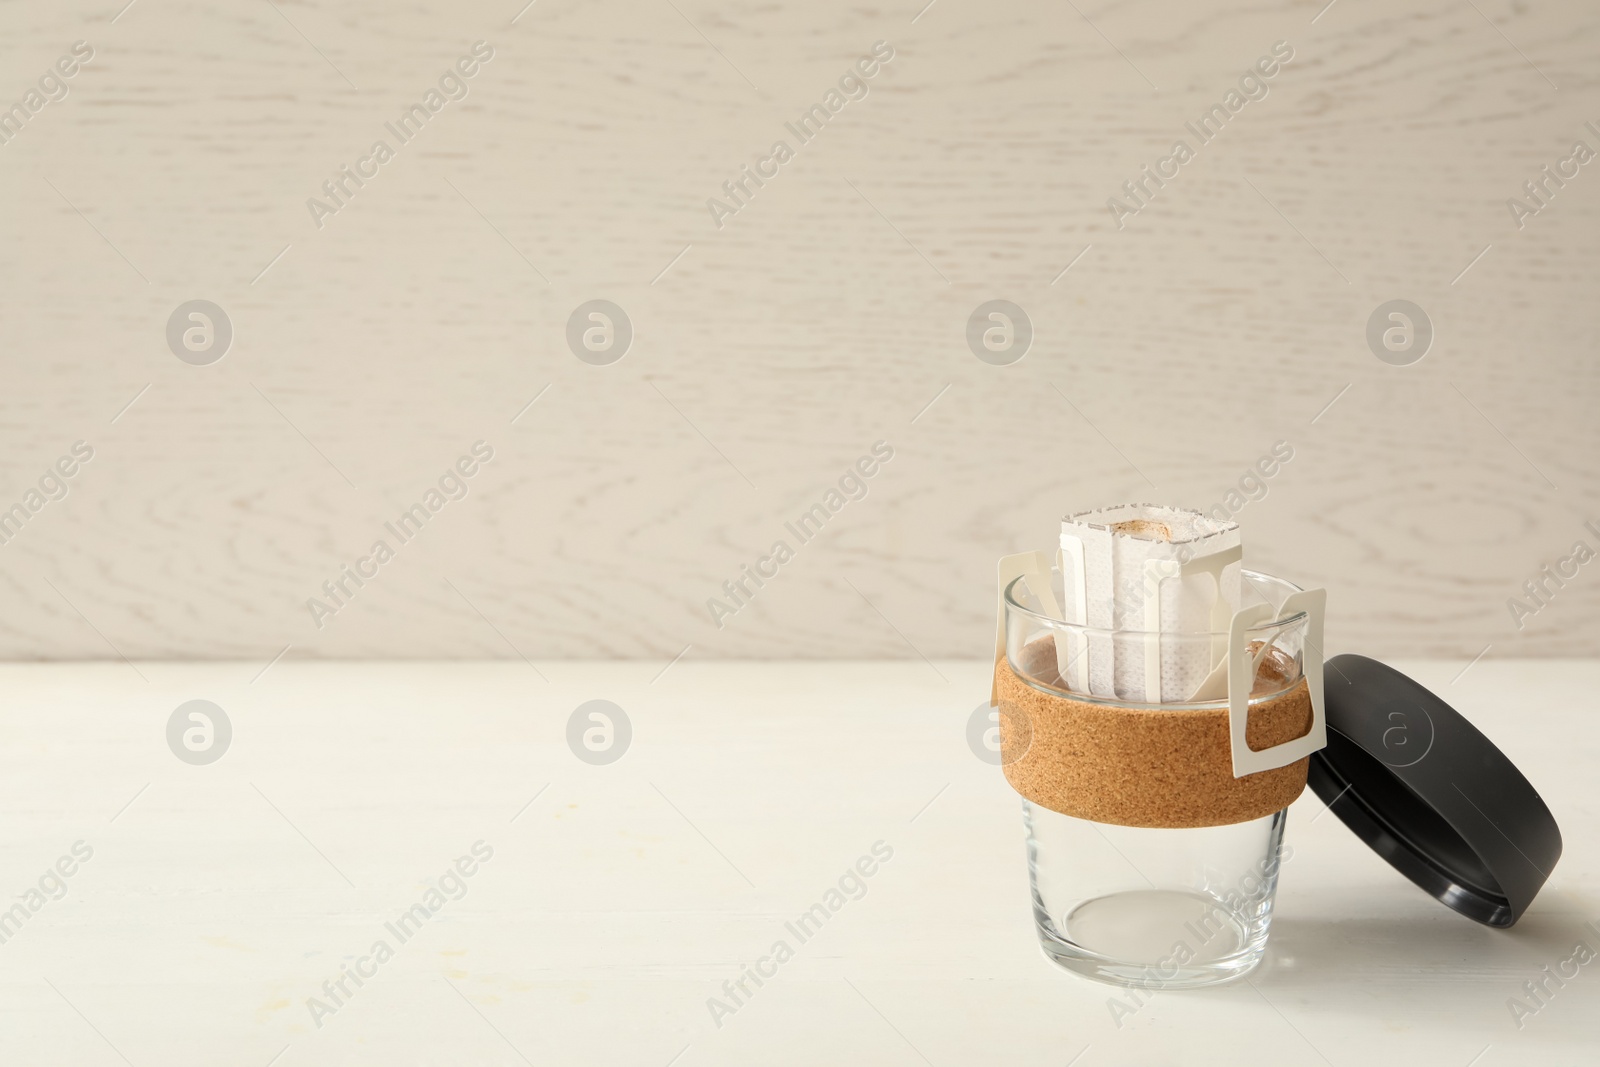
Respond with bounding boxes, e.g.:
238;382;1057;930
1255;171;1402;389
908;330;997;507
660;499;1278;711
1003;569;1311;989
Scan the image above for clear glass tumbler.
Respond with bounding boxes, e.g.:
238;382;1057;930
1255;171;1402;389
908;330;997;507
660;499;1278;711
1004;570;1310;989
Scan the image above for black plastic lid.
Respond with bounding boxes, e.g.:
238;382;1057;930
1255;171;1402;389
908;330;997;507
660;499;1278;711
1308;654;1562;927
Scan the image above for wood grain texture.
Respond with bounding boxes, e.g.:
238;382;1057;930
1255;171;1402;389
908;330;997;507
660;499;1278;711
0;0;1596;660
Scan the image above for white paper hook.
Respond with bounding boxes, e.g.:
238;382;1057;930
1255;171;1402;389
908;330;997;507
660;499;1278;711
1225;588;1327;778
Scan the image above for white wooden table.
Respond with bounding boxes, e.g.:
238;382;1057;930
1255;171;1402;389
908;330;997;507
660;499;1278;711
0;659;1593;1065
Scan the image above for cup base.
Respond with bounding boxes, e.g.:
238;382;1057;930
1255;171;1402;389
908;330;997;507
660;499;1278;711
1034;888;1267;990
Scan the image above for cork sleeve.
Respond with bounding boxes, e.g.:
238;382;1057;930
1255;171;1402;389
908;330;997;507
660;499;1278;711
995;644;1312;828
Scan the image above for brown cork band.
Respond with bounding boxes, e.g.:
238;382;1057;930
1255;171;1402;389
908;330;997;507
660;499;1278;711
995;646;1313;829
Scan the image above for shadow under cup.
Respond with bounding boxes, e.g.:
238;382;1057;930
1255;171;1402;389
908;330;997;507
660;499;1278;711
1004;570;1312;989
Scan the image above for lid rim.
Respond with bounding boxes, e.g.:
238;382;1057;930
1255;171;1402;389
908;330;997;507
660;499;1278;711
1307;753;1513;927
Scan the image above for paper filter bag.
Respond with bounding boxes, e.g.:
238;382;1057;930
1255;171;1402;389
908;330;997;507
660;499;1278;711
1059;504;1242;703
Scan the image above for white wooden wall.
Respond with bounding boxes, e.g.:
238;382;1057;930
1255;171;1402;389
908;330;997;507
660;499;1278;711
1;0;1596;662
